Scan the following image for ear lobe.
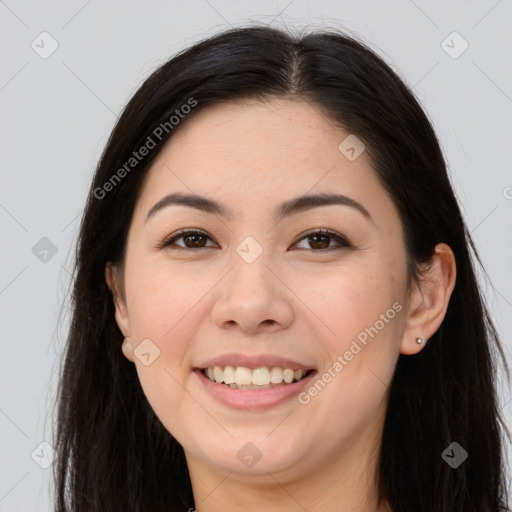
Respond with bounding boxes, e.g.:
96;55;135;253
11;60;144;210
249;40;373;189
105;263;131;338
400;243;456;355
121;338;135;363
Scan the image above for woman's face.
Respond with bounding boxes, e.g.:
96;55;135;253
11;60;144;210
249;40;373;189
109;98;422;484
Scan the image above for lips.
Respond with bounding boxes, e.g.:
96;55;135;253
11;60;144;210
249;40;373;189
194;353;317;409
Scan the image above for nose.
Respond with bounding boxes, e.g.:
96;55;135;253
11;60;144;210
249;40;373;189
211;255;294;334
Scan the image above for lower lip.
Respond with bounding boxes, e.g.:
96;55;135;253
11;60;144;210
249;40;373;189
194;369;317;410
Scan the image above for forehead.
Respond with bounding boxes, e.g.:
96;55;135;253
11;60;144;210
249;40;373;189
161;98;348;170
133;98;395;226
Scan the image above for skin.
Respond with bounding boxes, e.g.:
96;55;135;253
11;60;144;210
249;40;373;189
106;98;456;512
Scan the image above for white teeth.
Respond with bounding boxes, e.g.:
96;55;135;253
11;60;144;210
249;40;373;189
252;367;270;386
283;368;294;383
203;365;309;387
213;366;224;383
270;367;283;384
223;365;235;384
234;367;252;385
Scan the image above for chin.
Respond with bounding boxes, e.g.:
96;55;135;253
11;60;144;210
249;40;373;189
186;433;311;476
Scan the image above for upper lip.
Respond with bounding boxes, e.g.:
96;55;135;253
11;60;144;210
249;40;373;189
196;353;316;371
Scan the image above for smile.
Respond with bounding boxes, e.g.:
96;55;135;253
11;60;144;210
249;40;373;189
201;366;311;389
195;367;317;410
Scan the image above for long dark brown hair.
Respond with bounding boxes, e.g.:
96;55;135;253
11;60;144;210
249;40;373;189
53;25;511;511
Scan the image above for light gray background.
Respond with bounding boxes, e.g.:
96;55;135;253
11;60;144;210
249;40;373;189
1;1;511;510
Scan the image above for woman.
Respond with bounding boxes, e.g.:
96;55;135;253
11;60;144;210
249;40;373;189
53;26;511;511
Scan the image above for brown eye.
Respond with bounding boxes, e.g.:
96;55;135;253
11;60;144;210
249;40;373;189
308;233;331;249
159;230;217;250
182;233;208;248
294;229;351;251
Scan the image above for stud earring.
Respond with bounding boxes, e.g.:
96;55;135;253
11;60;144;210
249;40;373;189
416;337;425;344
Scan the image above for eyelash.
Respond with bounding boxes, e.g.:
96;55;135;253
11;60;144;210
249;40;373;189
157;228;351;252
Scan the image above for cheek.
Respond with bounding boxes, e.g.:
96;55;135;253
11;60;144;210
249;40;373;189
296;270;401;446
125;260;211;341
125;287;206;444
122;264;207;426
294;260;401;349
293;258;403;403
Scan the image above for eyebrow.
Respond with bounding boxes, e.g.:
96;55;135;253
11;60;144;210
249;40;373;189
145;192;372;223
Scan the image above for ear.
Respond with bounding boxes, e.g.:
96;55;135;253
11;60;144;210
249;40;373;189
105;263;134;362
400;243;457;355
